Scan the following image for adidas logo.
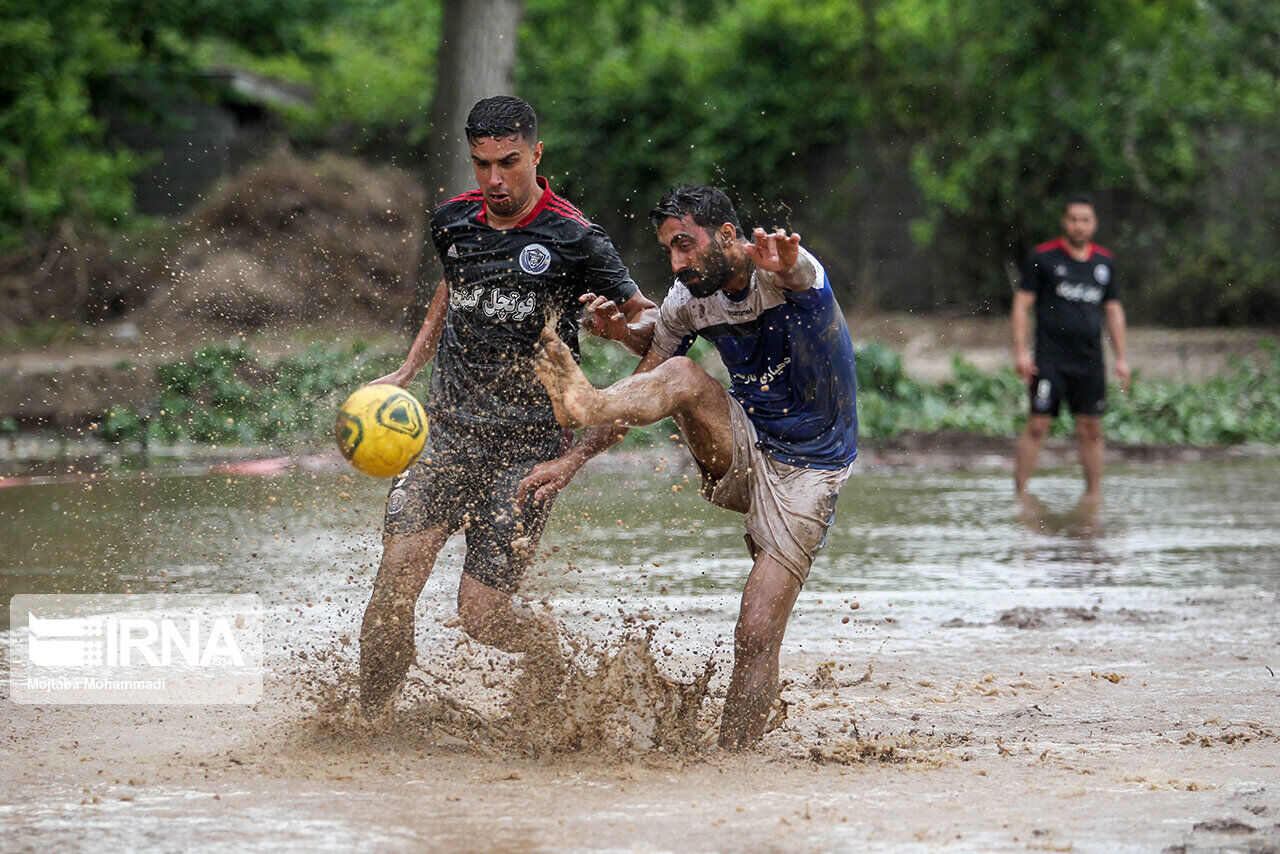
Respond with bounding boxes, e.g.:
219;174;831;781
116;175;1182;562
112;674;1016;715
447;244;459;258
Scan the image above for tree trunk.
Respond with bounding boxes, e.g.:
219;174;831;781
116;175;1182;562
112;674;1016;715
424;0;525;200
412;0;525;326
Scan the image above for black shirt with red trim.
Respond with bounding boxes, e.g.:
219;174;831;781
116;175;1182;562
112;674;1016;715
1019;238;1119;370
428;177;638;434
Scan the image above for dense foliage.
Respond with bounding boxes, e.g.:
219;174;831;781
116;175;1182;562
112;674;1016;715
5;0;1279;323
98;336;698;448
0;0;333;252
853;340;1280;445
519;0;1280;322
99;339;1280;449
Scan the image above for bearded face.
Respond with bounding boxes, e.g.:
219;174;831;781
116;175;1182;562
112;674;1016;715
675;232;734;298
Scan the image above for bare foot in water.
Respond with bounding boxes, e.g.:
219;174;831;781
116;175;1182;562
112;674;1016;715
535;321;599;429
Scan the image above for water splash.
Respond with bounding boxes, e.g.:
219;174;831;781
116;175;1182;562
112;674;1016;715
301;629;719;759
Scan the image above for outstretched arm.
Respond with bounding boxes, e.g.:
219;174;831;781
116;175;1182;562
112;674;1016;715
369;280;448;388
515;345;669;510
1104;299;1130;390
744;228;814;291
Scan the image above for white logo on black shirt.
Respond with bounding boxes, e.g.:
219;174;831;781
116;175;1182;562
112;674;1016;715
446;243;459;258
1094;264;1110;285
449;286;538;322
1055;281;1105;304
519;243;551;275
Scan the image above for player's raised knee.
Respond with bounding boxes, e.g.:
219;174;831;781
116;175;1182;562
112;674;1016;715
664;356;719;403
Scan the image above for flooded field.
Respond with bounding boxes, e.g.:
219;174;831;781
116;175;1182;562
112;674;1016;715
2;453;1279;851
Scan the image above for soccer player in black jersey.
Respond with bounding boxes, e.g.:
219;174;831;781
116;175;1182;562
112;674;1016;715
358;96;657;713
1012;194;1130;499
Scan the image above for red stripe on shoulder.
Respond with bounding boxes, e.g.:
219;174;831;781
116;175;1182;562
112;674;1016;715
1035;238;1065;254
548;208;590;228
1092;244;1113;259
550;196;589;220
547;199;591;227
444;190;484;205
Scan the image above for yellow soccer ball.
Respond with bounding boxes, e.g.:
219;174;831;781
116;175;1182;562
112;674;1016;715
335;384;428;478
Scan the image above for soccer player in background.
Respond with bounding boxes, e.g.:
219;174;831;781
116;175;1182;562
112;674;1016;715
1012;194;1130;499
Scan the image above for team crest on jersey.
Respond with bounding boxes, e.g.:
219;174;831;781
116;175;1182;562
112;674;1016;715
387;488;407;515
1094;264;1110;285
1055;264;1068;277
519;243;552;275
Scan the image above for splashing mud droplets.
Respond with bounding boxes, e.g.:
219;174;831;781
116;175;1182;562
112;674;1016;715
304;631;718;759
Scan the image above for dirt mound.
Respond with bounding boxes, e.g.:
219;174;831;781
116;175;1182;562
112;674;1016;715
138;153;425;330
0;225;142;334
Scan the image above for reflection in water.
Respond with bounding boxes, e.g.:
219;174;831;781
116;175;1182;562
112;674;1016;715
1016;491;1102;538
1;459;1278;635
3;456;1279;851
1012;489;1121;586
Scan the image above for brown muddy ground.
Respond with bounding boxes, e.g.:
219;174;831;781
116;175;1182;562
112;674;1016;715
2;316;1278;851
4;596;1278;852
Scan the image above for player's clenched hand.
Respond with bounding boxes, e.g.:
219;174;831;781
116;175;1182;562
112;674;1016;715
515;455;581;512
579;293;628;341
745;227;801;273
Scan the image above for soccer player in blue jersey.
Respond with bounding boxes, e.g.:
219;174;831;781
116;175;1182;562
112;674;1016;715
522;184;858;749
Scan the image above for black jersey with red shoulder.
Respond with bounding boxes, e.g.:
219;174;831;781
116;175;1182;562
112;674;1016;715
428;177;638;434
1020;238;1119;369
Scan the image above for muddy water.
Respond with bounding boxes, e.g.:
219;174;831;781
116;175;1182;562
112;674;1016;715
2;455;1279;851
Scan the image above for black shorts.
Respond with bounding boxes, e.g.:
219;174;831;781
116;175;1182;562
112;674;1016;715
383;419;569;593
1028;362;1107;418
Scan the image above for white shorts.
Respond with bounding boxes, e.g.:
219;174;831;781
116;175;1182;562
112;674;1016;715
693;396;853;584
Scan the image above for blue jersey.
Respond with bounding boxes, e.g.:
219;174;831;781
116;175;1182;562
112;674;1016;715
650;247;858;468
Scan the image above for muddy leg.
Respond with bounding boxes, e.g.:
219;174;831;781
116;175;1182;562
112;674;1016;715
719;553;802;750
359;526;450;714
1076;415;1104;498
457;575;567;705
457;575;560;659
535;325;736;478
1014;414;1052;496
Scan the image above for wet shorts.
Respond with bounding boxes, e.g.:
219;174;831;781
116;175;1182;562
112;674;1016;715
692;396;853;585
1028;361;1107;418
383;419;568;593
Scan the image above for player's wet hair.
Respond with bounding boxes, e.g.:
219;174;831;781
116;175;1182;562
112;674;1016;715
465;96;537;144
649;184;744;239
1064;192;1096;212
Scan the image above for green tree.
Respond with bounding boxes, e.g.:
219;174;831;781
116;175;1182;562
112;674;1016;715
886;0;1280;316
0;3;138;251
0;0;333;251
